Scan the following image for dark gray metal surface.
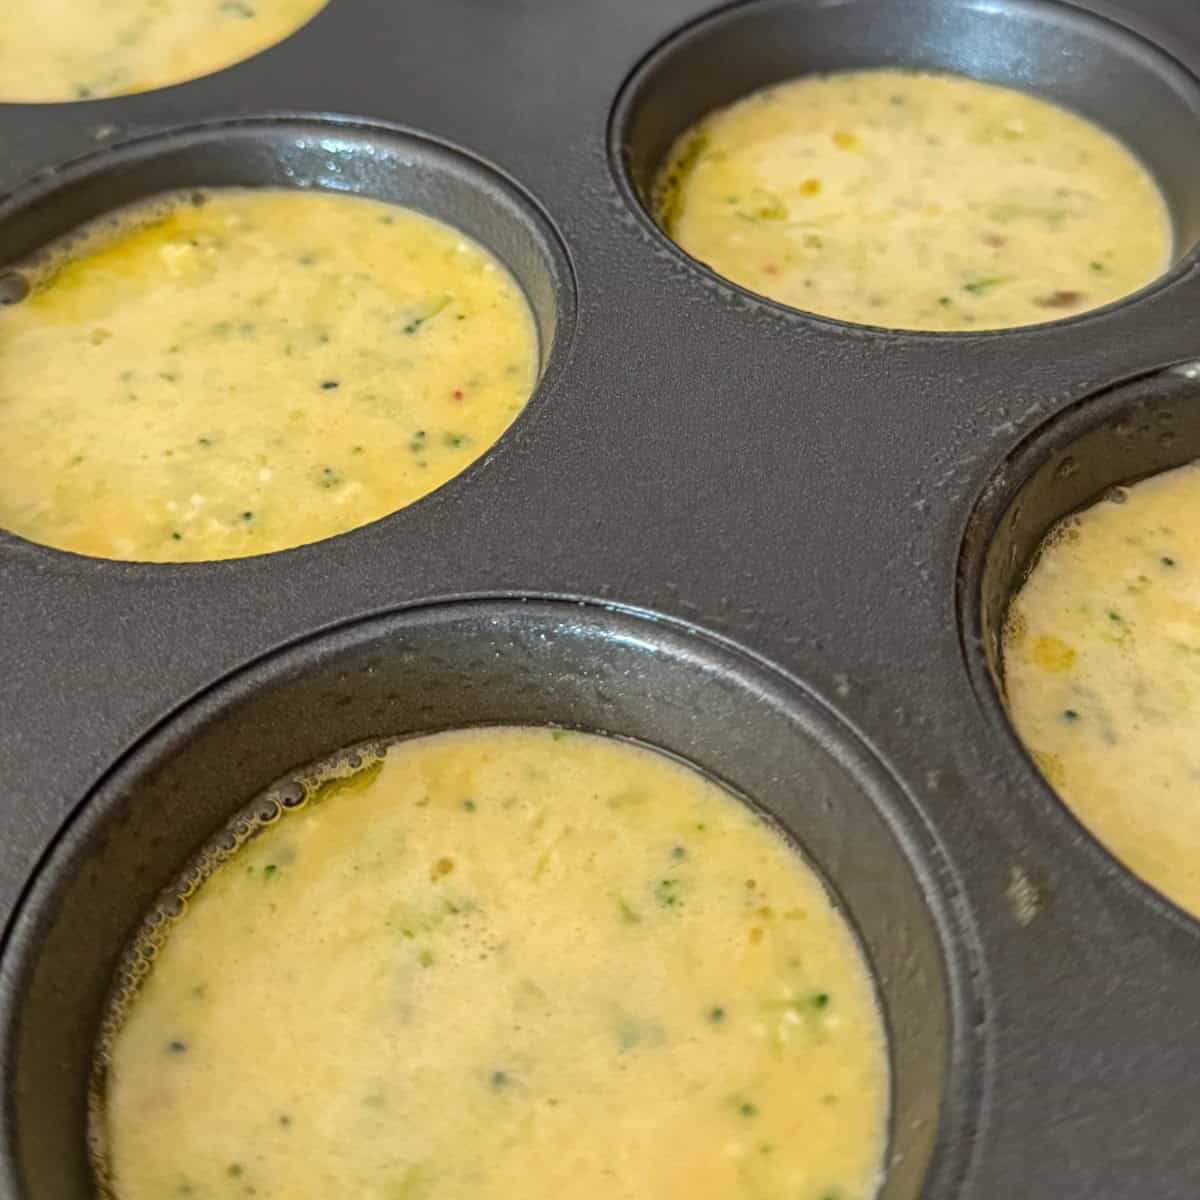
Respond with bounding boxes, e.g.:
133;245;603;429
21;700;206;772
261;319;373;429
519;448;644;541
1;0;1199;1196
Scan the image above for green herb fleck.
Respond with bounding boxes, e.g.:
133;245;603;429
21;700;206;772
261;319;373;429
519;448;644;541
937;296;952;307
780;989;832;1016
170;531;183;542
550;729;568;742
317;465;343;490
167;1039;188;1054
739;1102;759;1118
221;1;256;17
490;1070;510;1089
226;1164;243;1178
320;379;340;390
262;864;278;880
655;878;683;908
241;511;254;521
1063;709;1080;721
708;1005;726;1024
462;799;477;812
1162;555;1177;567
1090;260;1106;273
443;432;467;447
418;948;435;968
963;276;1008;296
616;896;641;925
403;296;451;334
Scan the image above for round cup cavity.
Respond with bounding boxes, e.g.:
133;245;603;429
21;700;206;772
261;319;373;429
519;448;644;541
0;115;575;559
959;364;1200;919
610;0;1200;324
0;599;981;1200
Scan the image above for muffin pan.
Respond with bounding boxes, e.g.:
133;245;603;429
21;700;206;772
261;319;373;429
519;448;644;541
2;0;1200;1197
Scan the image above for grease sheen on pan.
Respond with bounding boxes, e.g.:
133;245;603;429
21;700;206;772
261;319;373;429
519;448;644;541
1004;461;1200;915
97;727;888;1200
0;187;538;561
0;0;328;102
655;69;1171;331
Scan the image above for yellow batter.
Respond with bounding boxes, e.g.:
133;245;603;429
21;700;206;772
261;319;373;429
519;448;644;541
98;728;888;1200
0;0;327;103
1004;462;1200;915
0;188;537;561
655;69;1170;331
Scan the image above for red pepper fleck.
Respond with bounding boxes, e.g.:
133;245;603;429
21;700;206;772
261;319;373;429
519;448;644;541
763;263;780;276
451;389;465;402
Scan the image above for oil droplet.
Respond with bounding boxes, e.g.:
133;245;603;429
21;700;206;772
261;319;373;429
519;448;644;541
1031;634;1076;672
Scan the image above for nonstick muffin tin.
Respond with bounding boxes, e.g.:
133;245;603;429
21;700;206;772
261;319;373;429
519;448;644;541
2;0;1200;1197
